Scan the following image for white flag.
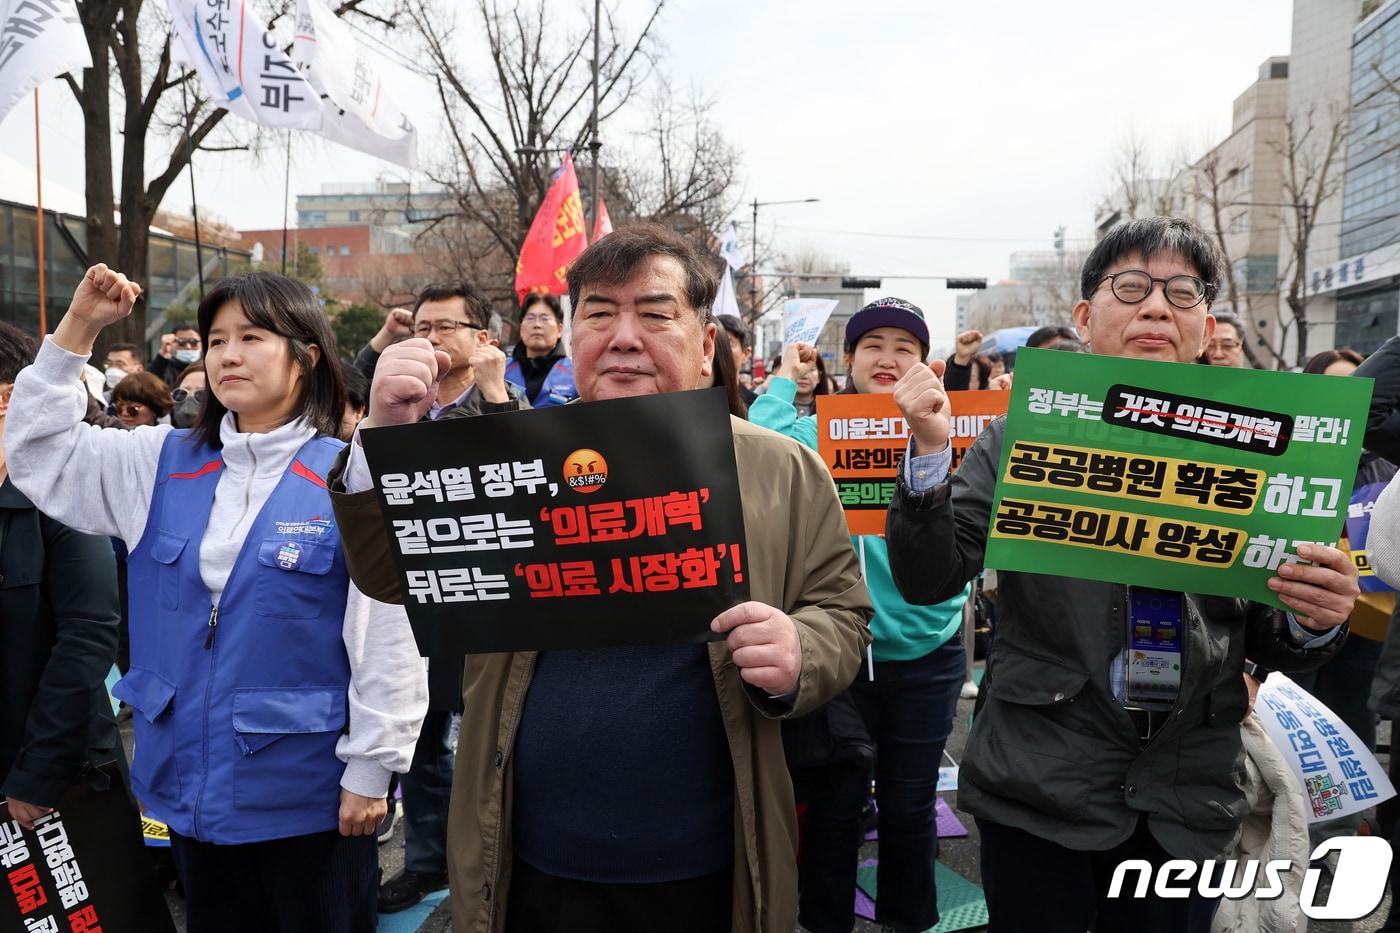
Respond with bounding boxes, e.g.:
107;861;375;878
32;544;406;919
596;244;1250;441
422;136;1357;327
168;0;322;129
0;0;91;127
293;0;418;169
718;222;744;271
714;267;741;320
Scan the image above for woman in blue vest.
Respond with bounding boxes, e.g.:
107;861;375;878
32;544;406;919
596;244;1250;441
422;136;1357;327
504;292;578;407
749;298;969;933
7;265;427;933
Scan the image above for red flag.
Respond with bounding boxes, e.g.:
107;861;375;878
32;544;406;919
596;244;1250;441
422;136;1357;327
592;196;614;242
515;153;589;302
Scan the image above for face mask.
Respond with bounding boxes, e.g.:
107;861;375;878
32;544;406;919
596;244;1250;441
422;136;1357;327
104;367;127;389
171;395;203;428
174;349;200;365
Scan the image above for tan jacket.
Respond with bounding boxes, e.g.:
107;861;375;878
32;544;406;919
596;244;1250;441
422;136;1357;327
329;415;872;932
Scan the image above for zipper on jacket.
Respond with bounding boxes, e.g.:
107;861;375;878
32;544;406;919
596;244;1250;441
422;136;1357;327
194;602;219;838
203;604;219;649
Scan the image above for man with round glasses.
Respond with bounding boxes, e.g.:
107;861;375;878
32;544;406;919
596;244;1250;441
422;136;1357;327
885;216;1358;931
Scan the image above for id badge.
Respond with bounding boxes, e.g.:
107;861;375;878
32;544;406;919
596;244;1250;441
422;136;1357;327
1124;586;1184;710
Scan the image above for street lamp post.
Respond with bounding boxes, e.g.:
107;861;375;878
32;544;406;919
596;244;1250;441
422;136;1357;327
749;197;820;323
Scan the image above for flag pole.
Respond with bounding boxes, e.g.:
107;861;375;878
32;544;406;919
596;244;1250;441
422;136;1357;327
589;0;601;230
34;88;47;335
281;130;292;275
180;69;205;298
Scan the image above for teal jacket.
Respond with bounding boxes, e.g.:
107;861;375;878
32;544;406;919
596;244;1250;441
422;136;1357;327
751;377;968;661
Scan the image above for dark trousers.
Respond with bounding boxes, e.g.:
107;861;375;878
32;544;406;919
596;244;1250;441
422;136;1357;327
977;816;1217;933
503;858;732;933
798;640;966;933
402;708;455;874
169;829;378;933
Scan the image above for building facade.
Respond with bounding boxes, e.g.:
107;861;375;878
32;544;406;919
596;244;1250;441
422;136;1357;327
1313;0;1400;355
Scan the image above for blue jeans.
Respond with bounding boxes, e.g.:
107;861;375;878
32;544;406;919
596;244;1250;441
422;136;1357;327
402;709;455;874
848;639;966;932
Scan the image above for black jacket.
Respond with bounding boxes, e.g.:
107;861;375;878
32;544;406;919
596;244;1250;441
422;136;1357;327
1356;336;1400;464
885;417;1344;860
0;478;121;807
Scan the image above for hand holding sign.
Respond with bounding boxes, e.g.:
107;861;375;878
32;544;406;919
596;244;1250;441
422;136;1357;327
712;601;803;696
365;338;453;429
893;360;953;457
776;342;818;383
1269;542;1360;632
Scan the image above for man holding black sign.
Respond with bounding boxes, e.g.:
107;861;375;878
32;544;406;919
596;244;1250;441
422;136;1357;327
327;223;872;933
886;216;1360;932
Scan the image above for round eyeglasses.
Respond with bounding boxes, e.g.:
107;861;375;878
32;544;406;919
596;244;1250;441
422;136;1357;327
1095;270;1212;310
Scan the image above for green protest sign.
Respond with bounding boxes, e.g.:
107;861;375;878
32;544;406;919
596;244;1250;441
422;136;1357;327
983;348;1373;608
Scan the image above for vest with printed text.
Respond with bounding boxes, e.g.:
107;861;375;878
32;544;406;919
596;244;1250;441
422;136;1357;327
113;430;352;845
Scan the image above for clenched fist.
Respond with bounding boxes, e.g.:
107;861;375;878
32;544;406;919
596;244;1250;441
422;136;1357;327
365;338;452;429
776;342;818;383
53;264;143;356
892;359;952;456
468;342;509;404
952;329;983;365
369;307;415;353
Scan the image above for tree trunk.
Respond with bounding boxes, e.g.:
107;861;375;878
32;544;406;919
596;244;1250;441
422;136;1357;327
78;8;116;271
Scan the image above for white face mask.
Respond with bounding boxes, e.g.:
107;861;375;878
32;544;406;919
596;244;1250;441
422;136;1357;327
174;349;200;365
104;367;128;390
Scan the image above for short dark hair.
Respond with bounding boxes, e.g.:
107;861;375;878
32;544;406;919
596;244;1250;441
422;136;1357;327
169;320;197;335
1303;348;1364;375
1027;325;1075;349
1046;337;1087;353
112;371;174;416
0;321;37;384
175;361;206;387
716;314;750;349
341;361;369;411
413;282;492;330
1211;310;1243;332
106;341;143;365
1081;216;1224;307
520;292;563;326
192;272;347;448
567;222;718;317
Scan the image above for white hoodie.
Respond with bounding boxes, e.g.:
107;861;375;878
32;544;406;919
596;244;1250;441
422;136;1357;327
5;337;427;799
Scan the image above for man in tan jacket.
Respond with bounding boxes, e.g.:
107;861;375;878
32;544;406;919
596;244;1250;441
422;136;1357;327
327;222;872;933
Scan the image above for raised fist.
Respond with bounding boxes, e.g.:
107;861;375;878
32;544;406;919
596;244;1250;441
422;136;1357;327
68;264;142;330
892;360;952;456
365;338;452;428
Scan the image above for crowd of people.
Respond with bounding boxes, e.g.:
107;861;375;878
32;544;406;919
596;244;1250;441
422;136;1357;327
1;214;1399;933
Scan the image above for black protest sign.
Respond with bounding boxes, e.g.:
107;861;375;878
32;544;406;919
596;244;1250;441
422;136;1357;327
360;388;750;654
1;772;175;933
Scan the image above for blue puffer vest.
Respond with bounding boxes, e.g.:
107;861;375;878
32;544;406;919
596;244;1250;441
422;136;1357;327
111;430;352;844
505;354;578;408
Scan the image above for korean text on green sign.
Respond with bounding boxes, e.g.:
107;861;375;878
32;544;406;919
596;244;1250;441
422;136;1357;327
983;348;1373;608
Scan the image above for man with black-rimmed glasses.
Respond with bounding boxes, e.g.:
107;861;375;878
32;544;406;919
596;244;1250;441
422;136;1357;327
886;216;1360;932
377;281;532;913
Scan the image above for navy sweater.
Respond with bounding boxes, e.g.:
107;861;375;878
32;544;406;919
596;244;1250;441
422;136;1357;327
511;643;735;883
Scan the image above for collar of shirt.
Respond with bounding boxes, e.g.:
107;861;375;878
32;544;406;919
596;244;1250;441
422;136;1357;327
429;383;476;421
